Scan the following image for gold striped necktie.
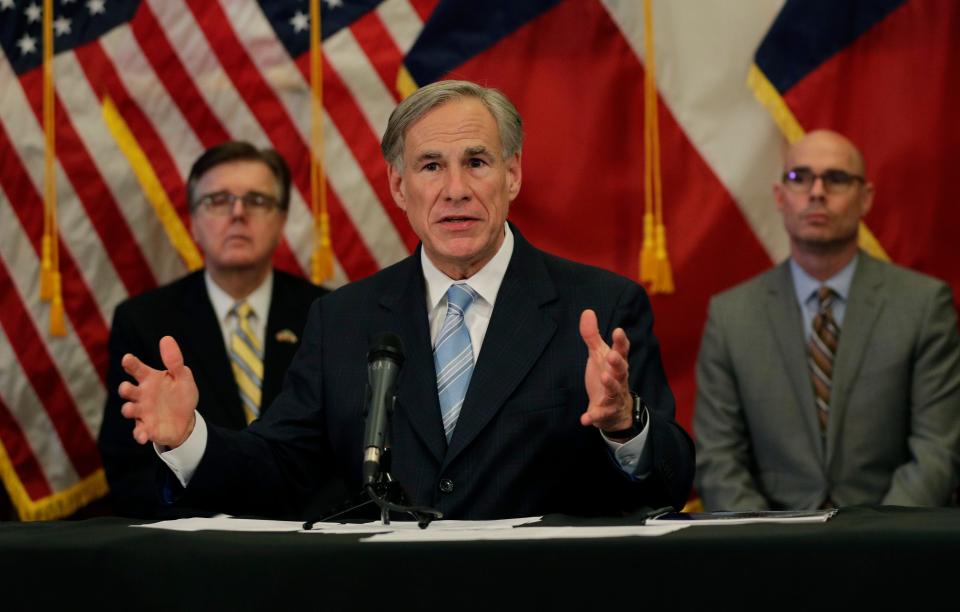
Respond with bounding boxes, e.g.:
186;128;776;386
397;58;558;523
808;286;839;439
229;301;263;424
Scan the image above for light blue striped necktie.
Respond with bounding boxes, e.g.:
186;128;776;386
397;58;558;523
434;283;478;441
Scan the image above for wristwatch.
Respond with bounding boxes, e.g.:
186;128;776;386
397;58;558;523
601;393;648;440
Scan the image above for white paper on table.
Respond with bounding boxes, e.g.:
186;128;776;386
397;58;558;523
301;516;543;535
360;524;687;543
133;515;303;532
134;515;544;534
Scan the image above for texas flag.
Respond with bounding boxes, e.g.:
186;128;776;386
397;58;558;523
752;0;960;299
400;0;960;436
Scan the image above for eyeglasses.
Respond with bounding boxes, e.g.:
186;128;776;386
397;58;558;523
195;191;280;216
782;167;865;195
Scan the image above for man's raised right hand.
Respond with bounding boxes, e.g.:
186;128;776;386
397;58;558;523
119;335;199;449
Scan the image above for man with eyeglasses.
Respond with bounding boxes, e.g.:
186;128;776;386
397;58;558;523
694;129;960;511
98;141;329;518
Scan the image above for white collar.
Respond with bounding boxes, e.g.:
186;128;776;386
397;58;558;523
421;222;514;311
204;270;274;323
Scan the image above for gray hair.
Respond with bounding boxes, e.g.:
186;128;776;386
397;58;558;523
381;80;523;169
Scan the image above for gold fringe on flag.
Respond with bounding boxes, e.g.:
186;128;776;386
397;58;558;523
639;0;673;294
309;0;334;284
746;64;889;262
0;438;108;520
396;65;418;100
41;0;66;335
681;496;705;513
746;64;805;144
102;96;203;271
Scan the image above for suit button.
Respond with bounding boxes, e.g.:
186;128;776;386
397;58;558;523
438;478;454;494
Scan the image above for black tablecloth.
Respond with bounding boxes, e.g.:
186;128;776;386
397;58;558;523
1;506;956;610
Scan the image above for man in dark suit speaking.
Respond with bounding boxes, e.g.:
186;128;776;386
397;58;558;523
117;81;694;520
98;142;327;518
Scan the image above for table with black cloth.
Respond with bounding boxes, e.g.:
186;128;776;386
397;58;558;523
1;506;956;609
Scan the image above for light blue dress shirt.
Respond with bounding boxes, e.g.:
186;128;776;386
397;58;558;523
789;254;859;339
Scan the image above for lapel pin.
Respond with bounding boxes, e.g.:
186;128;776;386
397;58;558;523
275;329;298;344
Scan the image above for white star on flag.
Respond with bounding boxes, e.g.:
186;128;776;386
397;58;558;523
17;34;38;56
26;3;42;23
54;16;72;36
290;10;308;33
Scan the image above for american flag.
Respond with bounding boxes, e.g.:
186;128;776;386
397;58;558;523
0;0;432;519
2;0;957;519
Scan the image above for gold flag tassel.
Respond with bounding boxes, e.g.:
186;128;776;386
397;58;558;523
639;52;656;285
309;0;334;284
39;237;54;300
639;0;673;294
39;0;54;301
49;271;66;336
42;0;66;335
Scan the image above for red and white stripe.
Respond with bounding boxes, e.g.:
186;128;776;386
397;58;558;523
0;0;430;518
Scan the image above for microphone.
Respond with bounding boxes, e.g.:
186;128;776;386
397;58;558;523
362;333;404;486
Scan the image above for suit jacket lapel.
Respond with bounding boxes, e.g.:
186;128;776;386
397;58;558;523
765;262;824;460
261;273;301;413
380;253;448;464
180;271;245;429
827;253;884;463
445;230;558;465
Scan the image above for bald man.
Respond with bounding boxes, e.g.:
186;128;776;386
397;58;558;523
694;130;960;511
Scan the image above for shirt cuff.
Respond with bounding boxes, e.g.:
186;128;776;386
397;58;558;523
154;411;208;488
603;407;652;478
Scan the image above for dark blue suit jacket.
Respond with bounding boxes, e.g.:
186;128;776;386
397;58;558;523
182;227;694;519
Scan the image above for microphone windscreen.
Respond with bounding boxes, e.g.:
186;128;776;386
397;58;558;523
367;332;404;365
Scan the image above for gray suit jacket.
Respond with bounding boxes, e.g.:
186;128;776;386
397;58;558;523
694;252;960;510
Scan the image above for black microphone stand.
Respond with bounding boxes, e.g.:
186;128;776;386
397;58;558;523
302;393;443;530
303;448;442;529
361;446;443;528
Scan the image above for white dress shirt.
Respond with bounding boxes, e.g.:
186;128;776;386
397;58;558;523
203;270;273;350
421;223;512;359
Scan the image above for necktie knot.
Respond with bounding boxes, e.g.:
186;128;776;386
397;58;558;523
234;300;254;322
446;283;477;315
816;286;835;312
232;300;262;352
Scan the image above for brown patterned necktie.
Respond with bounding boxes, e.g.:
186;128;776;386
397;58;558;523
808;286;839;437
